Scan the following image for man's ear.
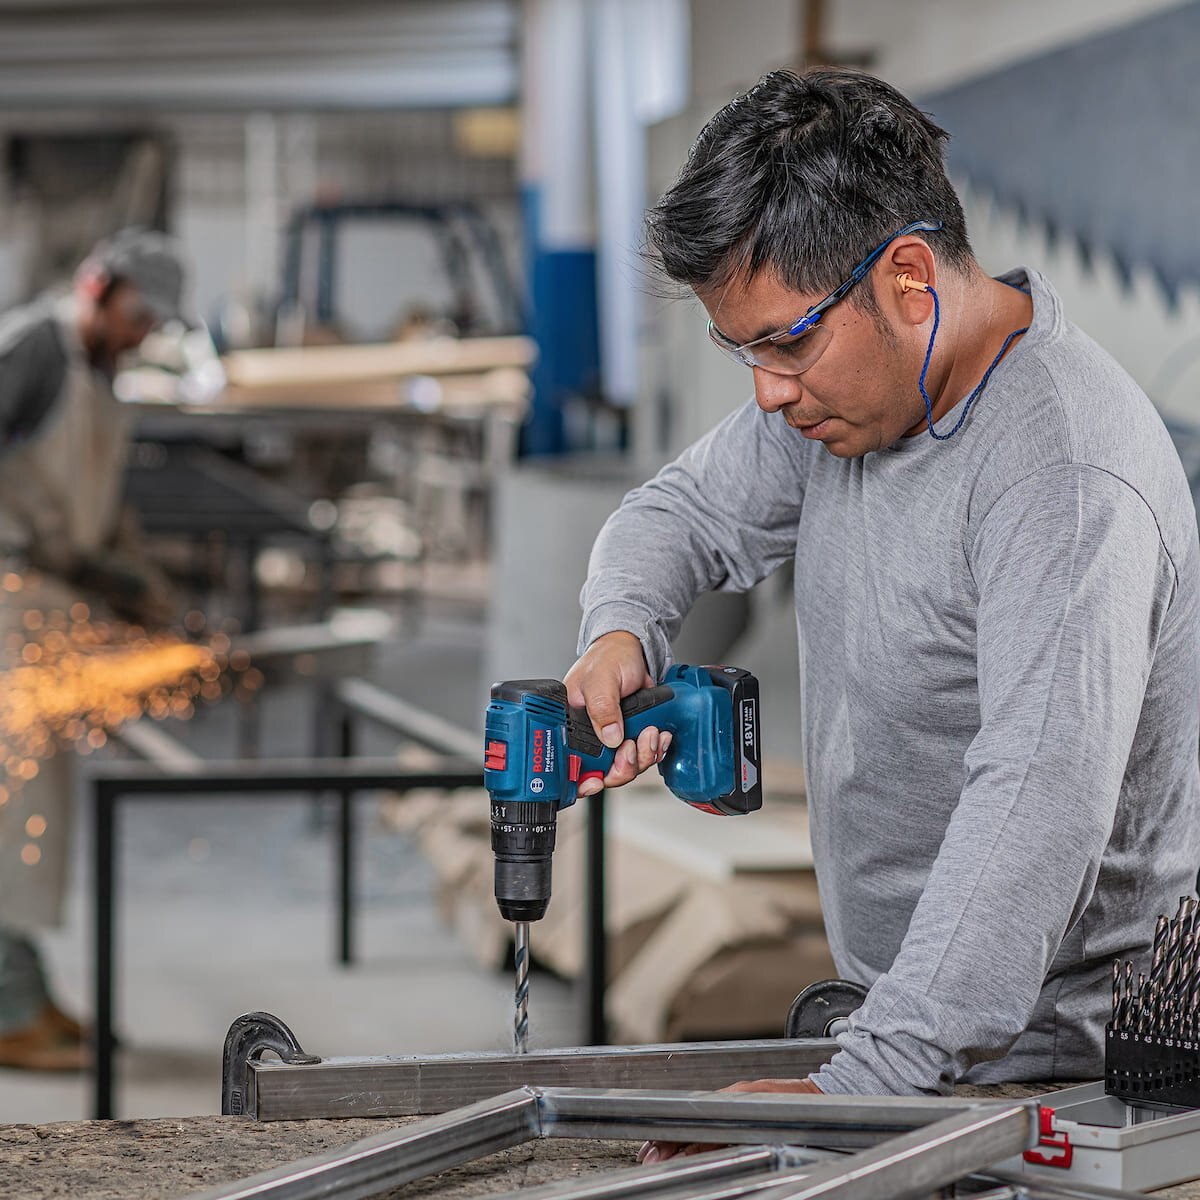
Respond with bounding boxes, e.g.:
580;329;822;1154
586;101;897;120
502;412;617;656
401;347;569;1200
879;238;936;325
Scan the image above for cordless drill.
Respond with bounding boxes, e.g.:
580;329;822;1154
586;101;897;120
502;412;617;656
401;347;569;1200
483;664;763;1050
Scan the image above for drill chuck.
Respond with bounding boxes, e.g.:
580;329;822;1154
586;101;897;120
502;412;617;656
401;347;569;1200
492;798;556;922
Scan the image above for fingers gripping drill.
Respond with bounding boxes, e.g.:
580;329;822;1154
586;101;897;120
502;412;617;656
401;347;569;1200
483;664;763;1052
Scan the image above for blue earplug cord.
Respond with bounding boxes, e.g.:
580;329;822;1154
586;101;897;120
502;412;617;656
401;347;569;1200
918;287;1029;441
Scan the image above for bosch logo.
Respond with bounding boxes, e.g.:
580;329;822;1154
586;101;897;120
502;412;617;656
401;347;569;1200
532;728;545;773
530;777;545;794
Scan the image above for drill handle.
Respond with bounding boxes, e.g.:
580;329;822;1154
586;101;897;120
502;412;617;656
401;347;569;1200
566;683;676;760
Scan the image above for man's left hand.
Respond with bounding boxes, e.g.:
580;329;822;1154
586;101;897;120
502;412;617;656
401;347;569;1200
635;1078;823;1164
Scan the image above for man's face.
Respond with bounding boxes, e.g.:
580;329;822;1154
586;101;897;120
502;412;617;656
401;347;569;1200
698;268;926;458
87;281;158;371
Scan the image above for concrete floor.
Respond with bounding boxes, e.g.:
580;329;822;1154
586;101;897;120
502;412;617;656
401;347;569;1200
0;606;579;1123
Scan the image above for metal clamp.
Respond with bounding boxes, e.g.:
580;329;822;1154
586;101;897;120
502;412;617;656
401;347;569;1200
785;978;869;1039
222;1011;321;1117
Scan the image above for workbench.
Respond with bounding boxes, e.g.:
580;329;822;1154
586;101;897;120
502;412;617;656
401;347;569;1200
6;1084;1200;1199
0;1115;632;1199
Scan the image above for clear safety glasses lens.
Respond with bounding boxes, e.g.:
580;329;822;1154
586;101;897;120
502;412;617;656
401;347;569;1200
708;320;833;376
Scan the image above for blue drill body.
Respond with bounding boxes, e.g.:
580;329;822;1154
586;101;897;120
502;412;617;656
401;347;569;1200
484;664;762;922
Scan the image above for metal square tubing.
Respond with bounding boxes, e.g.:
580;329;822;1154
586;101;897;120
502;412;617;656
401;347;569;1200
487;1146;831;1200
244;1038;841;1121
468;1152;1152;1200
91;757;483;1119
185;1088;1040;1200
535;1088;1002;1148
189;1088;541;1200
743;1103;1033;1200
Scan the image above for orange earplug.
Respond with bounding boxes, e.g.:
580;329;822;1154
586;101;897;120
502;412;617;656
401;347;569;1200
896;273;930;293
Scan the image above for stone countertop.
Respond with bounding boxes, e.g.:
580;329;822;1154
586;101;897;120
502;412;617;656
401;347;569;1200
4;1086;1200;1199
0;1116;639;1199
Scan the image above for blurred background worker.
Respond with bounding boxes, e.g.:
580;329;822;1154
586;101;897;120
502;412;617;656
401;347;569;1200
0;228;186;1070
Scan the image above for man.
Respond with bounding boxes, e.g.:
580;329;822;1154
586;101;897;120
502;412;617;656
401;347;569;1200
566;66;1200;1128
0;228;186;1069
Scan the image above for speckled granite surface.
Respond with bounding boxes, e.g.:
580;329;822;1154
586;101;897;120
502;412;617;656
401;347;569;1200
4;1085;1199;1199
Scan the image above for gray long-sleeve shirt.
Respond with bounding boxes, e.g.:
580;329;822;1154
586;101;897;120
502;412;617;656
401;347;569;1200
578;268;1200;1094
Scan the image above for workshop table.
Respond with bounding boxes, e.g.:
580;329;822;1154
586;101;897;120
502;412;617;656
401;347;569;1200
4;1084;1200;1199
122;442;334;631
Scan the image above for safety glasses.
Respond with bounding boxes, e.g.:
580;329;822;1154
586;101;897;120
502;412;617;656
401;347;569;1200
706;219;943;375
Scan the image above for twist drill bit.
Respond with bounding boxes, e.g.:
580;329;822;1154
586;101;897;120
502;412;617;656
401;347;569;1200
1190;967;1200;1040
1112;959;1123;1029
1181;932;1199;998
1182;935;1200;1038
1176;932;1196;1002
1146;978;1163;1037
1184;897;1199;941
1162;982;1177;1039
1135;972;1147;1032
1114;966;1127;1031
513;920;530;1055
1138;983;1154;1036
1150;914;1171;985
1164;918;1184;995
1159;979;1174;1037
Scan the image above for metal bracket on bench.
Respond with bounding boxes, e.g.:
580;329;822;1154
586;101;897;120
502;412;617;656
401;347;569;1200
222;1011;322;1117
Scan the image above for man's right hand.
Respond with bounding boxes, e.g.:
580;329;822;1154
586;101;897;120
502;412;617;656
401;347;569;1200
563;631;672;796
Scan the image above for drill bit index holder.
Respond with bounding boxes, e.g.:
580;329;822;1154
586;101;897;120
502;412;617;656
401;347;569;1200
1105;893;1200;1106
1105;1025;1200;1107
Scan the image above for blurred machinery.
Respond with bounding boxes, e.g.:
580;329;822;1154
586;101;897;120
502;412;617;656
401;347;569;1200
119;199;534;629
273;200;526;347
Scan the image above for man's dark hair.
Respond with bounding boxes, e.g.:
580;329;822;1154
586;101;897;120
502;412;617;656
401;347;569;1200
645;68;973;310
95;273;125;307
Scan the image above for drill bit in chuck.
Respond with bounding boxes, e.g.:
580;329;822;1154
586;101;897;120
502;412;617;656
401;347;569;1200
513;920;530;1055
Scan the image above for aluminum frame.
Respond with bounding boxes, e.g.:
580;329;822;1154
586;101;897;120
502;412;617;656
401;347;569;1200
187;1086;1041;1200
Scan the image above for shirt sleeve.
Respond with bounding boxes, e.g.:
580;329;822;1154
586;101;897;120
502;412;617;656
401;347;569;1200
812;463;1177;1095
578;399;810;678
0;317;68;451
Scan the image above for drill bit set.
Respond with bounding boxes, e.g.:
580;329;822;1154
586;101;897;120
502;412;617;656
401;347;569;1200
1106;894;1200;1106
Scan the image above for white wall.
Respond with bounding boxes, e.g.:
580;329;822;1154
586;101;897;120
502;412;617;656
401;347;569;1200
825;0;1192;93
963;186;1200;422
687;0;798;103
686;0;1190;98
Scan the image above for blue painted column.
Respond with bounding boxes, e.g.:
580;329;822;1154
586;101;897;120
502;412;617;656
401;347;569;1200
520;0;600;456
